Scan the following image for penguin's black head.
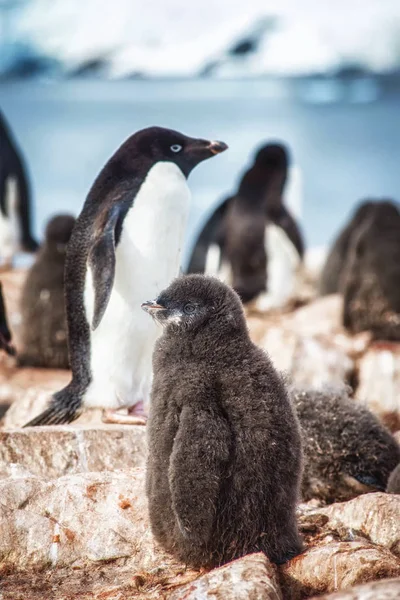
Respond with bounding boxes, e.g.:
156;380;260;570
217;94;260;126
141;274;246;334
254;142;289;169
350;199;379;227
45;214;76;246
369;199;400;228
121;126;227;178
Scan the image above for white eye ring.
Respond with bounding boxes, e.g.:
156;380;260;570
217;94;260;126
170;144;182;153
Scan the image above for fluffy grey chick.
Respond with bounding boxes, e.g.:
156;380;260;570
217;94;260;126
340;200;400;340
292;386;400;503
18;214;75;368
142;274;303;568
319;200;377;296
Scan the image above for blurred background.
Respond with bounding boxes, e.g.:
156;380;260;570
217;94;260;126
1;0;400;265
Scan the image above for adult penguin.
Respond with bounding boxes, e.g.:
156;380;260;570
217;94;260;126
0;109;38;267
25;126;227;426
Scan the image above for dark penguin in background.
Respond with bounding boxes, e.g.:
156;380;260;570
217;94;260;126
142;274;303;568
0;282;15;356
187;142;304;308
319;199;378;296
387;463;400;494
340;200;400;340
25;127;227;427
292;386;400;503
18;214;75;369
0;109;38;267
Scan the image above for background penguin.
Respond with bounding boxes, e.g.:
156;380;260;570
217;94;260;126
319;199;378;296
0;109;38;267
340;200;400;339
142;274;303;568
0;281;15;356
25;127;227;427
187;142;304;308
387;464;400;494
18;214;75;369
187;141;304;275
292;386;400;503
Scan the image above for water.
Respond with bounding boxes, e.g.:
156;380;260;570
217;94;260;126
1;78;400;265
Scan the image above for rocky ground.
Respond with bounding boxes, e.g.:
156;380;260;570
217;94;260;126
1;269;400;599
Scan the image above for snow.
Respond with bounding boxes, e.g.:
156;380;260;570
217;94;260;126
9;0;400;77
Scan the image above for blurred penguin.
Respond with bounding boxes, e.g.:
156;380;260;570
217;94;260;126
340;200;400;340
293;386;400;503
0;282;15;356
387;463;400;494
187;142;304;309
0;109;38;268
319;200;378;296
18;214;75;369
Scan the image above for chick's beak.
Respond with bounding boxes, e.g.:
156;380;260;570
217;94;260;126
208;140;228;155
141;300;164;314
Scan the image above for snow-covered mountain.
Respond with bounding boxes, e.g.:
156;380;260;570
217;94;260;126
4;0;400;78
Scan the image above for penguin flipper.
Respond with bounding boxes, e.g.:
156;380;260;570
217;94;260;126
23;386;82;427
89;204;122;331
169;403;231;544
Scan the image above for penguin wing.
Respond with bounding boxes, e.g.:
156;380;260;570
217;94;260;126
88;204;122;330
168;403;231;544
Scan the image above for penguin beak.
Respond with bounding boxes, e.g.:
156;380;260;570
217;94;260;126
208;140;228;155
183;138;228;169
141;300;164;314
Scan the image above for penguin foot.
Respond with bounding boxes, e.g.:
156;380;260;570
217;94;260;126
102;403;147;426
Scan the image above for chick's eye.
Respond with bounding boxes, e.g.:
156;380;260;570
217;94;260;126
170;144;182;153
184;303;196;314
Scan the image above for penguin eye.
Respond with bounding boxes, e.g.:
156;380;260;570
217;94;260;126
170;144;182;153
184;303;196;315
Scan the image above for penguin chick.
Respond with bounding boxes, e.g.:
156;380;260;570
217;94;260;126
142;274;303;568
340;200;400;340
387;463;400;494
18;214;75;368
0;281;15;356
319;199;378;296
292;386;400;503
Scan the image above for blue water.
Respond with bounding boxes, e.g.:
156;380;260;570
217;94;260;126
1;78;400;264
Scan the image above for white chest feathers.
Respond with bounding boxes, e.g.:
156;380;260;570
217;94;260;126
0;176;21;267
254;222;302;311
84;161;190;409
208;222;302;312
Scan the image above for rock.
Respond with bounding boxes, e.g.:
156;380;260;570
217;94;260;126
318;493;400;556
0;468;166;570
0;425;147;479
0;367;71;426
169;553;282;600
259;328;354;388
247;296;356;388
280;540;400;600
311;577;400;599
247;295;343;346
356;343;400;431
